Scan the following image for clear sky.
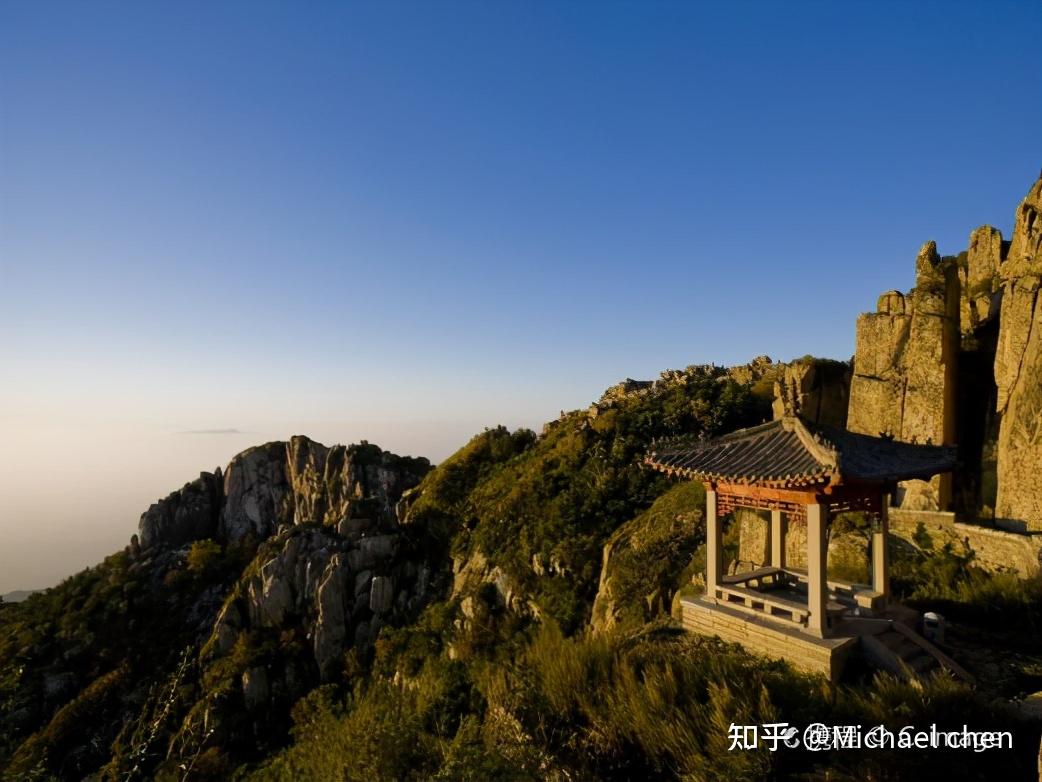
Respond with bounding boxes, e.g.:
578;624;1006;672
1;0;1040;593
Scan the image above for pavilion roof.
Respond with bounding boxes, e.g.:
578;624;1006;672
644;417;957;489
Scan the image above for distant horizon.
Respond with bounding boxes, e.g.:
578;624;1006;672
0;336;1013;593
0;349;816;593
3;0;1040;593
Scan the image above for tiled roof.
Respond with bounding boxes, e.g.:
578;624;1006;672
645;417;957;488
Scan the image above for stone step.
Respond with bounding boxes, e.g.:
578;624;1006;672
876;631;920;654
876;629;940;673
908;652;938;673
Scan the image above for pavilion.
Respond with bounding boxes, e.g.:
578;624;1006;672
646;416;958;678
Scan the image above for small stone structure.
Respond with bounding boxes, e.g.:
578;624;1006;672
647;417;959;680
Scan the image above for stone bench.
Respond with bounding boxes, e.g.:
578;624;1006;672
715;584;810;625
721;566;793;590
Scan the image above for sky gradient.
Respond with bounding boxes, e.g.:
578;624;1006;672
2;0;1040;593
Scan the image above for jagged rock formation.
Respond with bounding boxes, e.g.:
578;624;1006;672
845;172;1042;531
216;437;428;543
847;242;961;510
771;357;851;428
137;437;433;714
205;519;435;688
132;437;438;759
139;436;429;551
960;225;1005;334
138;470;223;549
994;176;1042;530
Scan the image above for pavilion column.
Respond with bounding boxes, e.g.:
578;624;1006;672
706;489;721;599
872;494;890;600
806;503;829;637
770;509;786;569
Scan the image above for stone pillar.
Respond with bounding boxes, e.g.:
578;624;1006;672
770;509;786;569
706;489;721;599
806;503;828;637
872;495;890;599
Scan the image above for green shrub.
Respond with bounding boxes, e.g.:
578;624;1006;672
186;540;222;577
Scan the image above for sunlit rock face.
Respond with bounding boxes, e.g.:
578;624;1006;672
994;175;1042;530
959;225;1005;335
771;357;851;429
139;436;431;549
847;241;960;511
841;173;1042;527
137;436;433;691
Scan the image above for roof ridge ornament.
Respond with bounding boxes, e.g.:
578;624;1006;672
790;417;840;472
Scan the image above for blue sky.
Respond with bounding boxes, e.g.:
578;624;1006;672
1;1;1040;590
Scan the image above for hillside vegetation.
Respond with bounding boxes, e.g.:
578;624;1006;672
2;359;1040;780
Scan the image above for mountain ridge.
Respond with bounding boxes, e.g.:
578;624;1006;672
4;173;1042;780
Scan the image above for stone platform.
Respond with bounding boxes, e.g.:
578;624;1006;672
680;596;858;682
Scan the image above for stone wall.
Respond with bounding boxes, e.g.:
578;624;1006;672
888;509;1042;577
679;597;856;681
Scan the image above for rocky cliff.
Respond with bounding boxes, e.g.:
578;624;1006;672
847;241;960;510
139;436;429;550
847;172;1042;530
131;438;436;756
994;176;1042;530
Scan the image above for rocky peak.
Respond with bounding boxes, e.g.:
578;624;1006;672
219;442;293;543
846;172;1042;526
960;225;1005;334
993;173;1042;529
914;240;944;288
138;437;431;550
848;239;960;510
1003;174;1042;279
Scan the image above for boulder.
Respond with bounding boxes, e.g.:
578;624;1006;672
771;358;851;428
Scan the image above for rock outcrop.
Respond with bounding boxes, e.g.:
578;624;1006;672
959;225;1005;334
219;443;293;542
139;437;430;549
176;436;439;740
134;435;434;720
590;482;704;634
842;172;1042;529
994;175;1042;530
847;241;960;510
207;520;433;683
771;357;851;428
138;470;223;549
